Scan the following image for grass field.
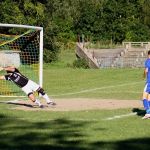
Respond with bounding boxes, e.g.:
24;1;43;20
0;49;149;150
44;67;143;100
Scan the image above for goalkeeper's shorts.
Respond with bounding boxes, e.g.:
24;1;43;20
21;80;39;95
144;83;150;94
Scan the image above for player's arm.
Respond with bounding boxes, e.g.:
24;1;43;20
143;68;148;79
0;66;15;72
0;67;4;71
0;75;5;80
0;67;9;80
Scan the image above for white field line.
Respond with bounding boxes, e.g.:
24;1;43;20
0;113;138;121
103;112;138;120
50;81;142;97
77;91;141;94
0;81;141;121
0;81;142;101
0;117;101;122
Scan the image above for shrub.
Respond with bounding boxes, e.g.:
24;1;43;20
43;49;58;63
72;58;89;69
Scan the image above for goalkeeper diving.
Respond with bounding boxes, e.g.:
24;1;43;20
0;66;56;108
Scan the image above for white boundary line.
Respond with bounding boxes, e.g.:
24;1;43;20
50;81;143;97
0;117;100;121
103;112;138;120
0;114;138;121
0;99;140;121
0;81;142;121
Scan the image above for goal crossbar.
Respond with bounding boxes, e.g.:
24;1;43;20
0;23;43;30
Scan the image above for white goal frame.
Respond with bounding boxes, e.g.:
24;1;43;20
0;23;43;88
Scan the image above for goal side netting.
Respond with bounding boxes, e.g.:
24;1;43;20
0;24;43;97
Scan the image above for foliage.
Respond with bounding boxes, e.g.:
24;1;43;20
43;49;58;63
0;0;150;62
142;0;150;28
72;58;89;69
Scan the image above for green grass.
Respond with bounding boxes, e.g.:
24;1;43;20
0;104;149;150
0;47;148;150
44;68;144;100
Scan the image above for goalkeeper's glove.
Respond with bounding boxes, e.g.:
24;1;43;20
0;67;4;71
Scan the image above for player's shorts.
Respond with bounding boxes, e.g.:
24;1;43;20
144;83;150;93
21;80;40;95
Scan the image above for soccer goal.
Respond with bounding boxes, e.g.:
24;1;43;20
0;23;43;97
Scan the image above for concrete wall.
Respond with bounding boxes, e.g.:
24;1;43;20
76;43;99;68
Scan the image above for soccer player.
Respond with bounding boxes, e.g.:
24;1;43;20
0;66;56;108
142;50;150;119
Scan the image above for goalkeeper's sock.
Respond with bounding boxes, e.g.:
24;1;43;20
34;99;42;106
42;94;53;103
147;101;150;114
143;99;149;112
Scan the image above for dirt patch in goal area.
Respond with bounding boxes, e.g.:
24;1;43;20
10;98;143;111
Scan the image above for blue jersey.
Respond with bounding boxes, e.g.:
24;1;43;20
145;58;150;83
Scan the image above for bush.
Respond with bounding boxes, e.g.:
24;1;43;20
72;58;89;69
43;49;58;63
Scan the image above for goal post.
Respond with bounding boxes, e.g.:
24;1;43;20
0;23;43;97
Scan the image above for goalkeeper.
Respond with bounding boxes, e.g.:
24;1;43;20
0;66;56;108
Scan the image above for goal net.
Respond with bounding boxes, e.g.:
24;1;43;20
0;24;43;97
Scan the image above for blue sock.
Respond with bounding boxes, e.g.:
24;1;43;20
147;101;150;114
143;99;149;111
147;109;150;114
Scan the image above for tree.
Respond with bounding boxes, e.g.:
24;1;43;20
142;0;150;27
0;0;60;63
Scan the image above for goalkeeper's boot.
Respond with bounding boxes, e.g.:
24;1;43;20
47;101;56;107
34;99;44;108
39;104;44;108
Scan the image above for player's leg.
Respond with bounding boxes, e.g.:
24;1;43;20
21;83;43;108
142;93;150;119
27;80;56;106
37;87;56;106
142;92;149;111
28;92;43;108
142;83;150;119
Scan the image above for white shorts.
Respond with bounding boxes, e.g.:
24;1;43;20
21;80;40;95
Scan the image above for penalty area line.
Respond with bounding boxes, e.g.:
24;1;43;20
103;112;137;121
50;81;142;97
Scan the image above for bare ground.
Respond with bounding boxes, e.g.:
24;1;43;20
10;98;143;111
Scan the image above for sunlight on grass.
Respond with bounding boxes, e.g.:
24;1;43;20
0;46;148;150
43;68;144;100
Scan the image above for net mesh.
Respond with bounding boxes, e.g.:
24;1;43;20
0;29;40;96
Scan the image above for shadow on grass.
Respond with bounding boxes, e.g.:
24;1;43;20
0;101;33;107
132;108;145;117
0;113;149;150
90;138;150;150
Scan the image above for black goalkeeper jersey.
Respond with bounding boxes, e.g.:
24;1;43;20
4;68;29;88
